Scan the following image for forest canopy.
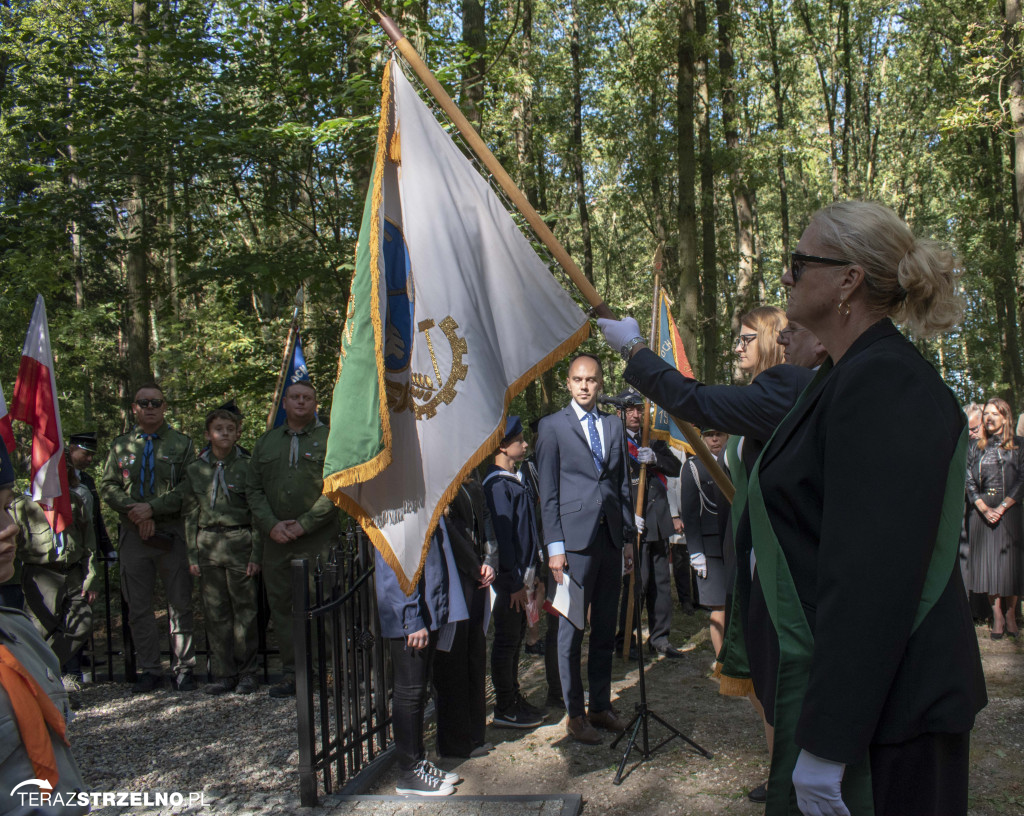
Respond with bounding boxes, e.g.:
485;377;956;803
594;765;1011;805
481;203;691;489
1;0;1022;450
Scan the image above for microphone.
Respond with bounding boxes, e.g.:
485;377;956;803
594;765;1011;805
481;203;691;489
598;396;626;408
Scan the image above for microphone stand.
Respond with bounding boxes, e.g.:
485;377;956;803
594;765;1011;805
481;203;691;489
609;258;712;784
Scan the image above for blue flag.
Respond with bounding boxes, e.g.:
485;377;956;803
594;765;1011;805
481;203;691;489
271;333;311;428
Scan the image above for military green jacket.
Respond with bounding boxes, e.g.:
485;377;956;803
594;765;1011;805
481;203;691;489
10;494;97;592
173;446;261;566
100;421;195;522
247;419;340;548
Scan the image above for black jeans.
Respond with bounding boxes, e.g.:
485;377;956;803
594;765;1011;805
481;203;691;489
490;588;526;711
388;631;437;771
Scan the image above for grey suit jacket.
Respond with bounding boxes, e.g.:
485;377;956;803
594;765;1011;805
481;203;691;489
535;403;635;553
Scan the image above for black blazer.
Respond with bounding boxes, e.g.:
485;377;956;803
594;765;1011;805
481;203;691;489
535;403;634;552
624;350;814;471
741;319;986;764
625;434;681;540
679;457;723;558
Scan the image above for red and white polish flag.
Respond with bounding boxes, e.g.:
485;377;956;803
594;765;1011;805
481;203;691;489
0;381;14;454
11;295;72;533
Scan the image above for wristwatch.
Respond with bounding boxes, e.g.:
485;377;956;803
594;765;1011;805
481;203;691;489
1001;501;1009;509
620;335;646;361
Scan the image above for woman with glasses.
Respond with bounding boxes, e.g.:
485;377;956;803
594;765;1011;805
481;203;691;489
966;397;1023;639
600;303;813;804
600;200;986;815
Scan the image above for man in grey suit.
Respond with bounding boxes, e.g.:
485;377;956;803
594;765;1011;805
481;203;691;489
536;353;637;744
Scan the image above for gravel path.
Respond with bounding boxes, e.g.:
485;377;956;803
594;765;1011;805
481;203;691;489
67;615;1024;815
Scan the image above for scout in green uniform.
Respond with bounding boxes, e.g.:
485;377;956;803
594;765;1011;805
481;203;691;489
247;380;339;697
11;463;97;671
100;384;197;693
1;445;90;815
174;408;261;695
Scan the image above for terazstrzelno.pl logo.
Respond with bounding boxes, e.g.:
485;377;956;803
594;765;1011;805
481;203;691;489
12;779;207;809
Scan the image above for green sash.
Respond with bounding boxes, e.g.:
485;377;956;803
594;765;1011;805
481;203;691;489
746;361;970;815
714;435;753;693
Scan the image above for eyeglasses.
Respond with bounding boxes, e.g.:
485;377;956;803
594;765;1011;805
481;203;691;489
135;399;164;408
736;333;757;351
777;327;808;342
789;251;853;283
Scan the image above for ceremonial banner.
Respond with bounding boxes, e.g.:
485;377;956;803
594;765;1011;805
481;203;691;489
269;332;311;429
10;295;72;533
0;382;14;454
323;59;589;592
650;287;696;452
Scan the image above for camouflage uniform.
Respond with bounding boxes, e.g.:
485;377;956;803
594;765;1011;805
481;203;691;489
100;421;196;679
247;418;339;679
10;491;96;669
175;446;261;683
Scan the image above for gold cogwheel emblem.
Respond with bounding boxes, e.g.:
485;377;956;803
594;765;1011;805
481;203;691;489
387;315;468;420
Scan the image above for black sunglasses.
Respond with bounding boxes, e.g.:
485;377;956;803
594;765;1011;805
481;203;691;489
789;251;852;283
135;399;164;408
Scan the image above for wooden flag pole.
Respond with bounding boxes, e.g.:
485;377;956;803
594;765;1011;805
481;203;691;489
620;247;663;659
361;4;733;503
265;288;304;431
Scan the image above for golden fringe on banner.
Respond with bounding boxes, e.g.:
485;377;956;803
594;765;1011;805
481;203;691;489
323;61;397;497
339;320;591;596
711;661;755;697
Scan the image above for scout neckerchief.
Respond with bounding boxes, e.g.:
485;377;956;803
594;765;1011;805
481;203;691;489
201;447;235;507
746;356;969;815
0;643;69;788
712;434;754;695
286;418;324;468
137;428;159;497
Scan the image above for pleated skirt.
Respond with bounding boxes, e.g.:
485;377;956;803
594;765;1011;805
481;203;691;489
967;502;1022;596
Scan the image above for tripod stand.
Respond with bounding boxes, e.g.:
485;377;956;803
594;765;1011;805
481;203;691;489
610;408;712;785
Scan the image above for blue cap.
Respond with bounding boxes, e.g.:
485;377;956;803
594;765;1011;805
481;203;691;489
502;415;523;442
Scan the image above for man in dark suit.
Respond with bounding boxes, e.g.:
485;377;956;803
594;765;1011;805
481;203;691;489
535;353;637;744
615;389;682;657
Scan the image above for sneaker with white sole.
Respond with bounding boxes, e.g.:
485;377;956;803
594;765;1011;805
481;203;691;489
417;759;460;785
492;702;544;728
395;764;455;796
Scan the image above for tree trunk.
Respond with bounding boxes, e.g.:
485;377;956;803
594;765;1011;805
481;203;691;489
676;1;699;362
461;0;486;133
716;0;756;340
569;0;593;283
766;0;791;266
125;0;153;387
513;0;538;207
696;0;719;383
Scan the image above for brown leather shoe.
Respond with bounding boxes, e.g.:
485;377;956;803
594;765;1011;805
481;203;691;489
566;714;602;744
588;707;628;733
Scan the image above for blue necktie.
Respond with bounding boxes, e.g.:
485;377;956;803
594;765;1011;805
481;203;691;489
587;412;604;473
139;433;157;497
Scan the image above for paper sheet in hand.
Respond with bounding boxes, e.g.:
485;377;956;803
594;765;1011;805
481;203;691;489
552;572;585;630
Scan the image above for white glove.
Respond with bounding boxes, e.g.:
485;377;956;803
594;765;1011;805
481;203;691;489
792;749;849;816
689;551;707;578
634;514;645;534
596;317;644;357
635;446;656;465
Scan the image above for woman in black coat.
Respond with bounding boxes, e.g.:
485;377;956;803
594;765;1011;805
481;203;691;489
601;200;987;816
966;397;1024;637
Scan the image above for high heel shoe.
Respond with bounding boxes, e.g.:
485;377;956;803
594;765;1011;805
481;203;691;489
990;630;1005;640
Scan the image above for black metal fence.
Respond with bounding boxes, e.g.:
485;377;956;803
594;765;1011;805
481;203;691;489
292;526;393;806
80;548;277;683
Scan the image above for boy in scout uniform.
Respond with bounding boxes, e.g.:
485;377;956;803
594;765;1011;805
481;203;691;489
10;461;98;671
175;408;261;695
1;445;90;815
100;384;197;693
247;380;339;697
